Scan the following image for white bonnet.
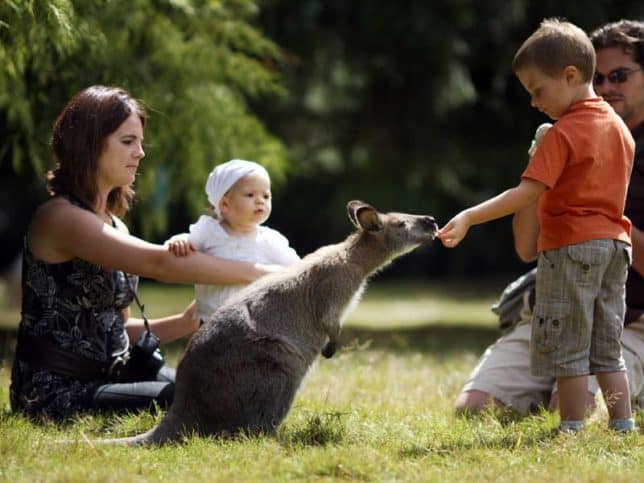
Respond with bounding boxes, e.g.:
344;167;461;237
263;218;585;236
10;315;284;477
205;159;270;218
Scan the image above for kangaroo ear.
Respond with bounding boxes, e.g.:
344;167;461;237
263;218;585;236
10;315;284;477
347;200;382;232
347;200;364;227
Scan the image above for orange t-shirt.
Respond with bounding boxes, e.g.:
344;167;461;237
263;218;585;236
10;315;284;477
522;97;634;252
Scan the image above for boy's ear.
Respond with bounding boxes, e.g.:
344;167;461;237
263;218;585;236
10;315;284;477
563;65;581;84
347;200;383;232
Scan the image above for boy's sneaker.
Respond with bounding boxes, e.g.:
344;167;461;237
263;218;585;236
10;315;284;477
608;418;636;433
558;420;585;433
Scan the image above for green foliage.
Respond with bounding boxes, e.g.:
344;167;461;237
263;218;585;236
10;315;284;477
3;1;644;273
0;0;288;236
257;0;644;275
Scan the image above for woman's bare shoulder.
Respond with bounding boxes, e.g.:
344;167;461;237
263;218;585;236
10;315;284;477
31;197;92;230
29;197;101;262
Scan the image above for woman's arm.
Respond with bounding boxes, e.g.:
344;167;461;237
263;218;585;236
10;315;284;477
512;201;539;262
28;197;271;284
124;301;199;344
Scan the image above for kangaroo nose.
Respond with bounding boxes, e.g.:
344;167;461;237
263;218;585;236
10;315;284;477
421;216;437;230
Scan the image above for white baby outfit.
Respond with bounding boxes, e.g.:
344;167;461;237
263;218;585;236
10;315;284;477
169;216;299;320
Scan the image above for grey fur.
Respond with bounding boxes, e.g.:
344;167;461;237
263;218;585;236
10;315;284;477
107;201;437;445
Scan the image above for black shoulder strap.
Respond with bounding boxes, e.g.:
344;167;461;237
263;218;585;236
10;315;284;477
124;273;152;334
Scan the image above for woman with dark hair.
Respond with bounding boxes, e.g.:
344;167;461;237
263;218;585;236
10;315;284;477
10;85;279;420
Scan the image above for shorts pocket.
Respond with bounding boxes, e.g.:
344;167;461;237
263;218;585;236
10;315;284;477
532;302;568;353
566;244;609;266
567;244;609;285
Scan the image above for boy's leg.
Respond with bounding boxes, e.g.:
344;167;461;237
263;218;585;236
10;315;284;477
591;241;633;429
549;375;599;412
557;375;589;421
595;371;632;419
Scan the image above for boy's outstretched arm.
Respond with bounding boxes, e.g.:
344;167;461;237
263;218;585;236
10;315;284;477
438;178;546;248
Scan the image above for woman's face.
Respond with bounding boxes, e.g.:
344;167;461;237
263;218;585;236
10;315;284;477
96;112;145;192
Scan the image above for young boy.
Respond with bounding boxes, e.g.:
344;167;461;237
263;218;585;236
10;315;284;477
439;18;636;432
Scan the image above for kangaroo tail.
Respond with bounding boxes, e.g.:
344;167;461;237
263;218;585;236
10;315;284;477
58;410;188;447
54;426;161;447
100;413;188;446
96;427;160;446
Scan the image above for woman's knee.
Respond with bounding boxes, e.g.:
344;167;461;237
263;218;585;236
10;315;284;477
157;365;176;383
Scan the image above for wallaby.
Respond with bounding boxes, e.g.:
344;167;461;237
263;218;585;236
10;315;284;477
106;200;437;445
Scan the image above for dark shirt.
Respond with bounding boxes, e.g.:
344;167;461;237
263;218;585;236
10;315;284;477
10;197;137;420
625;122;644;324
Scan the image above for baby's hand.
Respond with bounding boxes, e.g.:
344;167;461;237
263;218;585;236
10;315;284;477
437;212;470;248
167;238;196;257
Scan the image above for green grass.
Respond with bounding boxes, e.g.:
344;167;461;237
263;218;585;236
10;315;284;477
1;279;642;482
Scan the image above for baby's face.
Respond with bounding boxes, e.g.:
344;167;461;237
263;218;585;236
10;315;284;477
220;172;272;232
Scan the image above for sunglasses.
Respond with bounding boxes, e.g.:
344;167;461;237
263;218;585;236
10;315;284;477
593;67;642;86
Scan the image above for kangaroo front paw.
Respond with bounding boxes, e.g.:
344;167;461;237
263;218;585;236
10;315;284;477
321;341;337;358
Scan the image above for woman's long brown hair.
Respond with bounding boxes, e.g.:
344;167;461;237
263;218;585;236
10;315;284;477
47;85;146;217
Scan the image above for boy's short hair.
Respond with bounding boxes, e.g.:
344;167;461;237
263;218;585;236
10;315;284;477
512;18;596;82
589;20;644;69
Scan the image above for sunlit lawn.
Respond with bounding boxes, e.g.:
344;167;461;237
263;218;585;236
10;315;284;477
0;279;642;482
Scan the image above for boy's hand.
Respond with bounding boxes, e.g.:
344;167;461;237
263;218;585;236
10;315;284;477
167;238;196;257
437;212;471;248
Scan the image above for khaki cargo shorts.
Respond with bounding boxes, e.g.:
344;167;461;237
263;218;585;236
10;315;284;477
531;240;630;378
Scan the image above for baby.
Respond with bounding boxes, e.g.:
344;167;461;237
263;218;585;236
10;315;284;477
166;159;300;321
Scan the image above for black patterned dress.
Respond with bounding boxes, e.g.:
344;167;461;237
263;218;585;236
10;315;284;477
10;237;138;420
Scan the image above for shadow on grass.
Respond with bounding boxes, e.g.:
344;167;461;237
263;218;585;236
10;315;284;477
339;323;500;355
1;322;501;366
279;411;347;447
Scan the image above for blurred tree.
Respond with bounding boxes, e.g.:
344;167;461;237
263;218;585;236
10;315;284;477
3;1;644;277
257;0;644;276
0;0;288;239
